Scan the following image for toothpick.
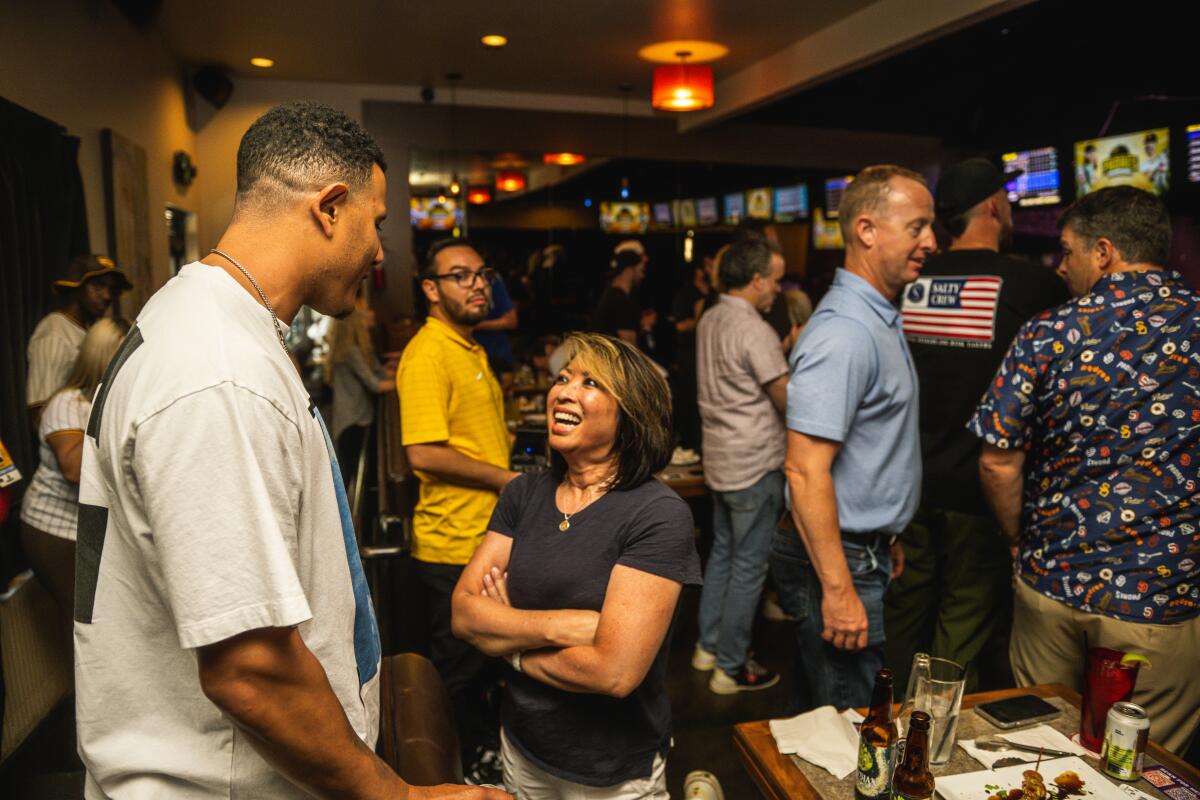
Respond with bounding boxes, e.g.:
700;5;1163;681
1036;747;1044;773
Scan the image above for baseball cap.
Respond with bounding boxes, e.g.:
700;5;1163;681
935;158;1023;222
52;254;133;295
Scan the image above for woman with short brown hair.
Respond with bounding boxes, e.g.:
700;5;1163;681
452;332;701;798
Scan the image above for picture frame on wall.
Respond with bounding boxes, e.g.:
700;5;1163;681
101;128;152;315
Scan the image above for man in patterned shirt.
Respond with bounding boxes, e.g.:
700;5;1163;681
971;186;1200;753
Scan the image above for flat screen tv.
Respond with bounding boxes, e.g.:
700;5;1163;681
1187;124;1200;183
1001;147;1061;207
410;197;463;231
696;197;719;225
746;187;773;220
599;202;650;234
653;202;673;226
773;183;810;222
723;192;745;225
1074;128;1169;196
824;176;854;218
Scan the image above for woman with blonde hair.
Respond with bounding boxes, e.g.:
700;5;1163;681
325;307;394;486
21;317;129;620
452;332;701;798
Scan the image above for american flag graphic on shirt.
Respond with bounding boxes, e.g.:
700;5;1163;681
900;275;1003;348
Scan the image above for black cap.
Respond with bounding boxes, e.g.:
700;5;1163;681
609;249;644;273
935;158;1023;222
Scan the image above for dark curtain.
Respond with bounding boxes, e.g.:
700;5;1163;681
0;97;90;576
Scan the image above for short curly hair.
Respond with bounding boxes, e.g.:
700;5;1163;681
235;102;385;208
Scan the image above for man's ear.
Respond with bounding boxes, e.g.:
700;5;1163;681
420;276;440;306
309;182;350;238
854;215;875;248
1094;237;1117;271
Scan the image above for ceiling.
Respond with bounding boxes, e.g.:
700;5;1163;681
742;0;1200;150
152;0;875;98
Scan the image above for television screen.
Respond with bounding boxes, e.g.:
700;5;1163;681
746;187;773;220
696;197;719;225
812;208;844;250
1188;124;1200;182
653;202;673;226
774;184;810;222
599;202;650;234
676;199;698;228
410;197;463;231
1075;128;1169;196
824;176;854;218
1001;147;1061;207
723;192;745;225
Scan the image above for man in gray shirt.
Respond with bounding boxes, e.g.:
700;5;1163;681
693;238;789;694
772;164;934;709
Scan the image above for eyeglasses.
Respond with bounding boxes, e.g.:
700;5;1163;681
428;266;497;289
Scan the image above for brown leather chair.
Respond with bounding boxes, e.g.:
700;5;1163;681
377;652;462;786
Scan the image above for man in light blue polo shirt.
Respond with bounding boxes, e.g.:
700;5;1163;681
771;164;934;710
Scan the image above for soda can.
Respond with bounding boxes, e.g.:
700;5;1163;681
1102;702;1150;781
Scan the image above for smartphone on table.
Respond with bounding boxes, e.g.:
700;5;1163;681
975;694;1062;729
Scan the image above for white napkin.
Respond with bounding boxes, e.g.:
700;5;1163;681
958;724;1089;769
770;705;863;779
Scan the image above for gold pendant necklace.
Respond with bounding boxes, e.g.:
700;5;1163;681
559;515;571;532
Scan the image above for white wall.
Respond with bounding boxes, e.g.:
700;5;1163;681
0;0;198;309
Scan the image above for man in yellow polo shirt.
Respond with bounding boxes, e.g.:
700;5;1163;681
398;237;517;785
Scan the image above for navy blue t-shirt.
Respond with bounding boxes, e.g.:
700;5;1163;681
488;470;702;785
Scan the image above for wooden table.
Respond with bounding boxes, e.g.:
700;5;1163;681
659;463;708;499
734;683;1200;800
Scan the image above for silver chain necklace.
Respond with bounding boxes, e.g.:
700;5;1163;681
209;248;290;355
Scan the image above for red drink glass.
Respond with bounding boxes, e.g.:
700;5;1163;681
1080;647;1139;752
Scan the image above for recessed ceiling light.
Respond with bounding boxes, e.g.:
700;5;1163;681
250;57;275;68
481;34;508;47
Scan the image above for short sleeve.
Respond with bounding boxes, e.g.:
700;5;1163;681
40;391;88;440
27;332;76;407
490;277;514;315
743;320;789;387
967;318;1040;450
786;316;877;442
397;344;450;445
131;383;311;649
488;472;536;537
617;491;701;586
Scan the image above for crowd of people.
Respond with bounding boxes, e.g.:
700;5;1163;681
7;100;1199;798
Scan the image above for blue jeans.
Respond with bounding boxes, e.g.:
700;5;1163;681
769;529;892;711
697;470;784;674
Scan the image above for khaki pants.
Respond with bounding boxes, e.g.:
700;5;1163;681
500;728;668;799
1010;579;1200;754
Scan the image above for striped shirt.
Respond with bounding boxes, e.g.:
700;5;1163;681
26;311;86;408
21;388;90;540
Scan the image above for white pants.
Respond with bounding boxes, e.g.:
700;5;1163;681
500;728;670;799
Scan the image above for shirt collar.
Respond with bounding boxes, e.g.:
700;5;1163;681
718;293;760;315
834;268;900;326
424;314;480;351
1088;268;1184;296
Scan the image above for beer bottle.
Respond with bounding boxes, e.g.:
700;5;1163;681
855;668;899;800
893;710;935;800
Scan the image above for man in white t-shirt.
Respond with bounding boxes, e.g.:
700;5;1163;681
26;254;130;428
75;102;508;800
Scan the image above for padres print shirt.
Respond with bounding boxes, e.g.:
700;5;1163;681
969;270;1200;623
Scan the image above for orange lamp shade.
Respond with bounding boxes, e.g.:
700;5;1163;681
495;171;526;192
467;187;492;204
652;63;714;111
543;152;586;166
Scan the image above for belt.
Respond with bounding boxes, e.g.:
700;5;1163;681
779;515;893;547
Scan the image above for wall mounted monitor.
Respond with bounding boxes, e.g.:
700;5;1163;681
746;187;773;220
696;197;719;225
1188;124;1200;182
1074;128;1169;196
410;197;463;231
599;202;650;234
653;202;673;226
812;208;844;250
675;199;698;228
723;192;745;225
773;183;810;222
824;175;854;218
1001;147;1061;207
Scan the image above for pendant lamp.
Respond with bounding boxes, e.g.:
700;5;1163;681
652;51;714;112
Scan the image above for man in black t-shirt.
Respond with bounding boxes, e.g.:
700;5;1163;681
591;242;647;346
885;158;1068;691
671;257;713;451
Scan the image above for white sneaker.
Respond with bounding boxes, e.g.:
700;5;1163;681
691;644;716;671
684;770;725;800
